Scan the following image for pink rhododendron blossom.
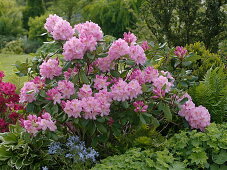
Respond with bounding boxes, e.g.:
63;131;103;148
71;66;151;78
94;89;112;103
81;97;101;119
187;106;210;131
141;41;150;51
161;71;175;83
153;76;173;93
39;59;62;79
94;75;110;90
19;82;39;103
44;14;62;33
144;66;159;83
108;38;129;60
128;69;145;85
78;84;92;99
57;80;75;99
63;37;86;61
123;32;137;44
174;46;187;59
80;35;98;52
95;56;114;72
46;88;62;104
31;76;45;89
75;21;103;41
64;67;78;80
127;80;142;99
129;45;146;65
133;101;148;112
111;80;129;101
64;99;82;118
51;19;74;40
22;113;57;135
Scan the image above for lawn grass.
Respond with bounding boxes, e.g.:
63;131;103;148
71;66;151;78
0;53;33;91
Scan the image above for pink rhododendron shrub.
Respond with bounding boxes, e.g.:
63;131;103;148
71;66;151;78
17;14;211;141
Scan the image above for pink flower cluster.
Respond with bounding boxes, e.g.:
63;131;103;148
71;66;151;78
62;21;103;61
111;79;142;101
44;14;74;40
63;37;85;61
133;101;148;112
123;32;137;44
94;75;110;90
22;112;57;135
19;82;39;103
64;67;78;80
174;46;187;59
96;33;147;72
64;89;112;119
46;80;75;104
39;58;62;79
141;41;150;51
178;93;210;131
129;67;174;98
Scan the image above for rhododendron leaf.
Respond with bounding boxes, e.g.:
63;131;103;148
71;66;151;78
125;60;135;66
163;104;172;121
39;90;47;98
143;113;152;117
142;84;148;92
139;115;146;124
97;117;105;123
120;71;128;78
62;61;72;71
110;70;120;78
179;97;188;105
86;53;95;60
97;53;107;58
122;101;129;108
80;70;90;84
151;116;160;128
26;103;35;113
182;61;192;67
174;60;181;68
80;119;89;128
51;104;58;114
97;124;107;134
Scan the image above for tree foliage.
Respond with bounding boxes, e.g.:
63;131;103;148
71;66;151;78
140;0;227;52
0;0;24;36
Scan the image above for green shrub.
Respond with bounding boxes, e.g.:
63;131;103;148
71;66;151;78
0;39;24;54
28;14;49;42
185;42;223;80
0;35;16;49
22;38;42;54
92;123;227;170
189;67;227;123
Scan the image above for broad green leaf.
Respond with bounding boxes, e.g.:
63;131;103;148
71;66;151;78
79;70;90;84
139;115;146;124
97;124;107;134
212;150;227;165
26;103;35;113
0;145;12;161
110;70;121;77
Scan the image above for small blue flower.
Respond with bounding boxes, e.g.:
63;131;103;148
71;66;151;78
42;166;48;170
66;136;80;147
48;142;62;154
65;153;74;158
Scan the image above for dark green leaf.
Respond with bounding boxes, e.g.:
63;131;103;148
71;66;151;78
79;70;90;84
110;70;121;77
26;103;35;113
97;124;107;134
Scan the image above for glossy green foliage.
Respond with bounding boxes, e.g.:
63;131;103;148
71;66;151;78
189;67;227;123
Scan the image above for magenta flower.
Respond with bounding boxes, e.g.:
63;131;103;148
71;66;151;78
39;59;62;79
